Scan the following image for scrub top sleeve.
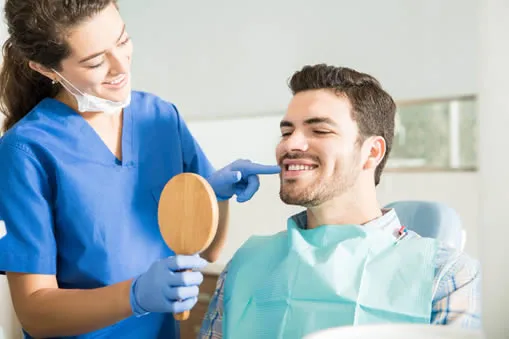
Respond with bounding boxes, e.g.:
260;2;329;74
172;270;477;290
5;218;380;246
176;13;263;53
173;104;216;178
0;143;56;275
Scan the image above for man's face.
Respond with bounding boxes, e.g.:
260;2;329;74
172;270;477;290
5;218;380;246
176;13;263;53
275;89;363;207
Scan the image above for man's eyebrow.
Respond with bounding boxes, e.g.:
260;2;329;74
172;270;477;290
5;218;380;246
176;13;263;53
280;120;293;128
303;117;337;126
78;24;126;63
279;117;337;128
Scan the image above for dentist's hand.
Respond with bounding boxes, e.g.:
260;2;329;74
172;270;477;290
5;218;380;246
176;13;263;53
207;159;281;202
130;255;208;315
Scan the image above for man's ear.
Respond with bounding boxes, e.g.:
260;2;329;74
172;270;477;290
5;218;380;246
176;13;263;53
362;136;386;170
28;61;57;82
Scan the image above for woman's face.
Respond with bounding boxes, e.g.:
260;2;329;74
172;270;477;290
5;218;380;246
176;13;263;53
56;3;133;103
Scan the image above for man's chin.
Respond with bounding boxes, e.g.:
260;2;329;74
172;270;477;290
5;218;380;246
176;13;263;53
280;191;314;207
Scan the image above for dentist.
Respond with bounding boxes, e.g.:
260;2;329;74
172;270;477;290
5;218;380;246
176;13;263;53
0;1;279;338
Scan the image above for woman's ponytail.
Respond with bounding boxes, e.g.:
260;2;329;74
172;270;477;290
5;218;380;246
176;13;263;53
0;37;57;132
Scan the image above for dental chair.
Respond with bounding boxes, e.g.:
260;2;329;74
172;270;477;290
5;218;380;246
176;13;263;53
384;200;466;250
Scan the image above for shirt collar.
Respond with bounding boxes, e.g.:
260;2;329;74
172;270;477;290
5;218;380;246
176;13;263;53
290;208;403;236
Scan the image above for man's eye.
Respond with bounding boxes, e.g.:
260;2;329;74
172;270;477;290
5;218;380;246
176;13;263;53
281;131;292;137
314;130;331;134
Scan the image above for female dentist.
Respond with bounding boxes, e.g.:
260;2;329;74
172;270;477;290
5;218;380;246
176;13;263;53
0;1;279;338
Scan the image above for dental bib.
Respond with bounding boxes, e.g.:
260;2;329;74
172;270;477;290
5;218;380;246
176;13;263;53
223;217;437;339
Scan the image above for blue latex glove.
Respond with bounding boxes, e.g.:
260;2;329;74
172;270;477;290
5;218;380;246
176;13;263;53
207;159;281;202
130;255;208;315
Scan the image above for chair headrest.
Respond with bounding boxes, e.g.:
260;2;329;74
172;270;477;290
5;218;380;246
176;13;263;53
384;200;464;250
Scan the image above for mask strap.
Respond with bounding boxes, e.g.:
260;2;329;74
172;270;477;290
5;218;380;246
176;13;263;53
51;69;86;97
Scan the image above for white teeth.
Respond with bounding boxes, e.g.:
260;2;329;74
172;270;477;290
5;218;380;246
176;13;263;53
106;75;125;84
288;164;314;171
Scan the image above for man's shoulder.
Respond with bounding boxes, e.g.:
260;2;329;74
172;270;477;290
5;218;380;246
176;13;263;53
405;231;479;273
403;231;480;290
222;231;288;276
232;231;288;257
433;241;480;286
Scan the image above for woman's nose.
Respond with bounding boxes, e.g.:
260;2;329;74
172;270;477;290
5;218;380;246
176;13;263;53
108;50;130;75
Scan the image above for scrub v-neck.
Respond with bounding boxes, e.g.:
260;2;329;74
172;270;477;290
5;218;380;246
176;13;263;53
44;97;135;168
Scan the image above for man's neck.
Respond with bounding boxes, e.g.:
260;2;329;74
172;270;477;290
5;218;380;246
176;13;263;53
306;188;382;229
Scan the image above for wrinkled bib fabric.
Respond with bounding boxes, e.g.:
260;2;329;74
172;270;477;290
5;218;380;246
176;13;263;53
224;219;437;339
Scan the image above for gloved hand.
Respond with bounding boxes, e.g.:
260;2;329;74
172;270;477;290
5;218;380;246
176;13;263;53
130;255;208;315
207;159;281;202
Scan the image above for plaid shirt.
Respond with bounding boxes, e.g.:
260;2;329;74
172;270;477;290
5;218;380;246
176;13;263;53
198;209;481;338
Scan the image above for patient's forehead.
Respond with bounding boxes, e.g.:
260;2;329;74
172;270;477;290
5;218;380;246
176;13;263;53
283;89;355;128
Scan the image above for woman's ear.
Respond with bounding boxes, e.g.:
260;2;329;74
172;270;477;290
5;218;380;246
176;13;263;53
362;136;386;170
28;61;57;82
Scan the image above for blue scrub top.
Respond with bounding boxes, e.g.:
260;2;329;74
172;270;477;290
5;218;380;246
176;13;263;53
0;91;216;338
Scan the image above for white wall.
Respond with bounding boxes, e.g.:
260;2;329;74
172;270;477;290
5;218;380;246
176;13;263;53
121;0;478;119
478;1;509;336
0;279;19;339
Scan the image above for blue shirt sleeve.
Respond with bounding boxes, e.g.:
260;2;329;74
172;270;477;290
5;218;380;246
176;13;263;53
173;104;216;179
0;141;56;275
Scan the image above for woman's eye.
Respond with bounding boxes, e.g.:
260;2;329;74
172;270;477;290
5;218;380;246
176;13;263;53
87;62;104;69
120;36;131;45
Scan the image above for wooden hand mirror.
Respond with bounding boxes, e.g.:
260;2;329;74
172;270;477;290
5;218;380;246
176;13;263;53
157;173;219;321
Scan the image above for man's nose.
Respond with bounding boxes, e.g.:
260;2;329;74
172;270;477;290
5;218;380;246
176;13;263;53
284;131;309;152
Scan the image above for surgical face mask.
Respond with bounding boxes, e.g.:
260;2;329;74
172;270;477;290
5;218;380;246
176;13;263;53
52;69;131;115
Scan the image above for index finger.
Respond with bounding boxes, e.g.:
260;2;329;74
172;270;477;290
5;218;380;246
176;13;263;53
167;255;208;272
242;163;281;176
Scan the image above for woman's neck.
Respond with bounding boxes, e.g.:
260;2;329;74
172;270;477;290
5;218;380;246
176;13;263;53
54;89;121;124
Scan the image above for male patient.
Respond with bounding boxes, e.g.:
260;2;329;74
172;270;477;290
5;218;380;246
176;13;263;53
199;64;481;338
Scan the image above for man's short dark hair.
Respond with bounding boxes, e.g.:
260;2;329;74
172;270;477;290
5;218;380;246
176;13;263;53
288;64;396;185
